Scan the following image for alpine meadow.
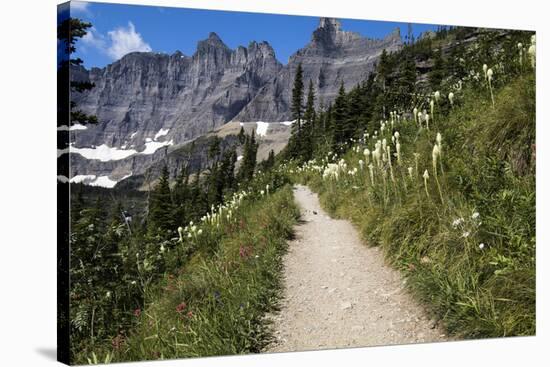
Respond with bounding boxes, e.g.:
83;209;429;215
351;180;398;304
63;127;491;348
57;2;535;365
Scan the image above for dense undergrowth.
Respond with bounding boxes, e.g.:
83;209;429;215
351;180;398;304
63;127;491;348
294;69;535;339
75;185;299;364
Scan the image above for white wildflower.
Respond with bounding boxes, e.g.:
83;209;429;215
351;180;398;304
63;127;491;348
448;92;454;106
479;243;485;250
487;68;493;82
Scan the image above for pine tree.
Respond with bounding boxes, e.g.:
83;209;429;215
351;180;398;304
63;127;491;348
332;82;348;147
238;126;246;145
291;63;305;129
238;132;258;183
429;47;445;89
57;18;98;126
147;166;175;236
266;150;275;170
301;79;316;160
288;63;305;159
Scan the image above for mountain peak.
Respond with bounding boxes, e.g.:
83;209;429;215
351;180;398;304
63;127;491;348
318;18;342;32
208;32;223;42
197;32;228;49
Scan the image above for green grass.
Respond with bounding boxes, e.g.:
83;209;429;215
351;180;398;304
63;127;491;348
75;185;299;364
296;71;535;339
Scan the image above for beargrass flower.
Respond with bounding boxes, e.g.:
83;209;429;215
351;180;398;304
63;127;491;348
408;166;413;179
413;107;418;124
432;144;440;172
367;163;375;184
483;64;488;80
359;159;364;170
472;212;480;219
430;99;435;117
479;243;485;250
435;91;441;102
448;92;454;107
423;169;430;198
387;146;395;183
425;113;430;130
197;229;203;236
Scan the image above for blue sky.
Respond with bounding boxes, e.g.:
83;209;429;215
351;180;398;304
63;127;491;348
71;1;442;69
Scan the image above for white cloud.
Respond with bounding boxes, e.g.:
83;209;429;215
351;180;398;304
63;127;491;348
106;22;152;60
71;1;90;15
80;26;106;52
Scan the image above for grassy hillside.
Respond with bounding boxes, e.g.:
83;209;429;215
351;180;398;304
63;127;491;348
75;184;299;364
293;63;535;338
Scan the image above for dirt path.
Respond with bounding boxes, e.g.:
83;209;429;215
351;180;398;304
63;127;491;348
266;185;446;352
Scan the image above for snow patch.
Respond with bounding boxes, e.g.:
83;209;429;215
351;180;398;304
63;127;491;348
88;172;133;188
70;144;138;162
145;137;152;142
69;139;173;161
88;176;119;188
57;124;89;131
70;174;97;184
70;123;88;131
154;128;169;140
256;121;269;137
57;175;69;183
234;120;295;137
142;140;173;154
130;131;138;139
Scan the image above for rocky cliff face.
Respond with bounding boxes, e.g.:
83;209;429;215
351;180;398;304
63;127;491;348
233;18;402;121
67;18;403;186
72;33;281;149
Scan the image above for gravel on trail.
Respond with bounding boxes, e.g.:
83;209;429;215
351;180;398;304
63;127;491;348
265;185;446;353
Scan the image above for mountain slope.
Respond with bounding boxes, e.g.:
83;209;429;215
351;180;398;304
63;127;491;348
67;18;403;185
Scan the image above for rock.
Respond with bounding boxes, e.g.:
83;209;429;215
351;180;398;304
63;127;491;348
340;301;353;310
